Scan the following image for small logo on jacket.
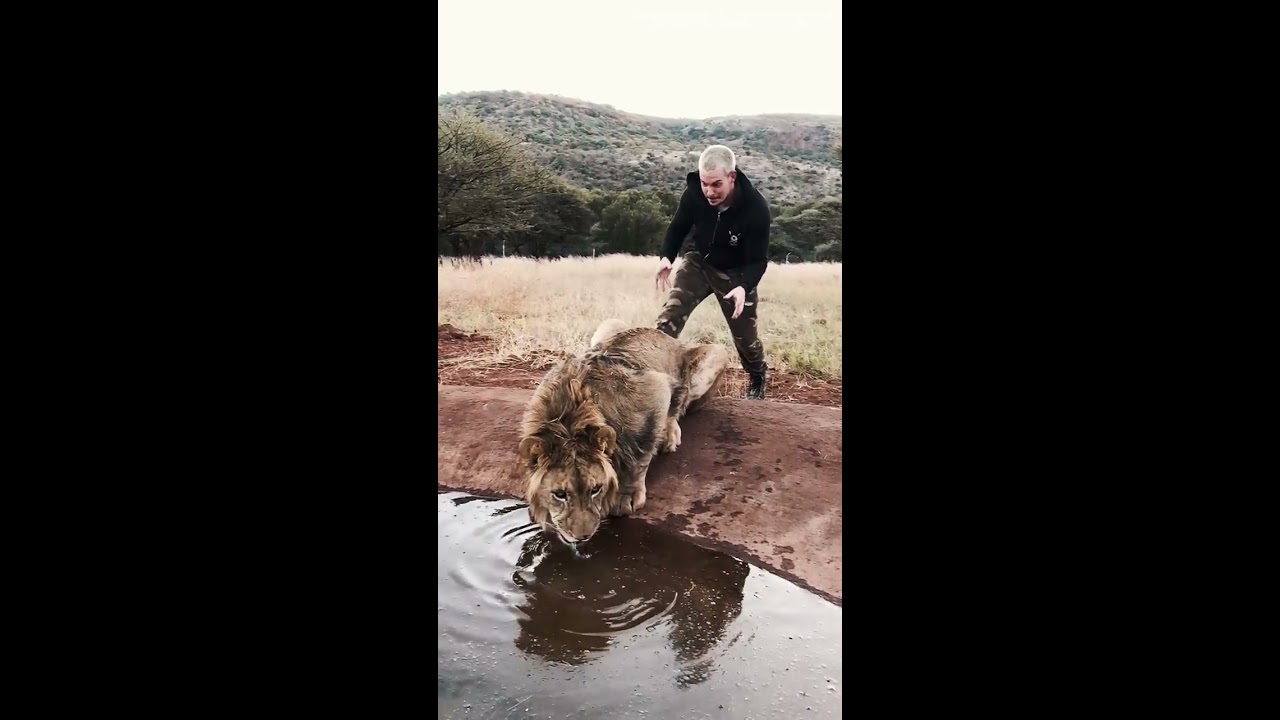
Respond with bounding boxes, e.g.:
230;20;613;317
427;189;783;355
729;233;739;247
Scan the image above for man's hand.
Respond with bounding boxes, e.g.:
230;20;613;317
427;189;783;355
724;286;746;319
656;257;673;292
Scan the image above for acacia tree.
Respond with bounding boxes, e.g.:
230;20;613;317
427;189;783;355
775;197;841;262
590;189;669;255
438;111;556;256
509;184;596;257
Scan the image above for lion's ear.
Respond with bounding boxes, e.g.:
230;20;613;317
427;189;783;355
519;436;544;464
592;424;617;457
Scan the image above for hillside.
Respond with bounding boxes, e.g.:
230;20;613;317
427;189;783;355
438;91;842;206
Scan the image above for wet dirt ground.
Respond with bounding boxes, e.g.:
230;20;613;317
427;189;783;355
437;385;843;605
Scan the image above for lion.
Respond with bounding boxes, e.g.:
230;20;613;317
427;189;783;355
518;319;732;545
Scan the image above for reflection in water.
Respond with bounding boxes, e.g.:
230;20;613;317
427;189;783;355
510;517;749;684
438;491;841;719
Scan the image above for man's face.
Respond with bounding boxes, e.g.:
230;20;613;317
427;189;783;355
700;168;736;208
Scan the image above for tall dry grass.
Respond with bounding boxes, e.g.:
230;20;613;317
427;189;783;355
438;254;842;378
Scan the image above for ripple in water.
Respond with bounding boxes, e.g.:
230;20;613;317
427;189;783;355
438;490;842;719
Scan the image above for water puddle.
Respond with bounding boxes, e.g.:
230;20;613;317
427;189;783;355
438;490;841;719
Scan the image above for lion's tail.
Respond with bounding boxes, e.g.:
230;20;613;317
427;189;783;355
589;318;629;348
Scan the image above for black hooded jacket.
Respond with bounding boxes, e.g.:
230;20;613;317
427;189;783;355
658;169;771;294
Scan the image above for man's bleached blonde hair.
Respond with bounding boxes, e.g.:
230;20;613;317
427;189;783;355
698;144;736;174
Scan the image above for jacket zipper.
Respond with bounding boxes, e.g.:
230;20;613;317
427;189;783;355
705;211;722;261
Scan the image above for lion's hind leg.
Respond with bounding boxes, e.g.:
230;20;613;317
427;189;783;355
661;416;682;453
662;384;687;453
682;343;732;415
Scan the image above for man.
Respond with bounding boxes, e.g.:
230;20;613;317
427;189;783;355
655;144;770;399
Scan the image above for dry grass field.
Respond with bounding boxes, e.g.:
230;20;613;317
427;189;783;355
438;254;842;405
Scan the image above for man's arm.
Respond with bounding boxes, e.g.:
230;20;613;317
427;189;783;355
659;187;696;262
737;207;771;294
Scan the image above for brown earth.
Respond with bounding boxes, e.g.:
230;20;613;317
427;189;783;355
438;324;842;407
437;385;843;605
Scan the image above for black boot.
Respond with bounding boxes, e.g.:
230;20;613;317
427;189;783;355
746;371;766;400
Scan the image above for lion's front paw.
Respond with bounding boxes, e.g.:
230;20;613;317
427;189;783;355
612;488;647;516
613;493;637;516
662;420;682;453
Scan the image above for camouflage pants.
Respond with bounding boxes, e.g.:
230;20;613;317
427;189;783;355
656;252;767;375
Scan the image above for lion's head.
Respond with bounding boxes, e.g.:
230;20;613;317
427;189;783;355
519;368;619;545
520;425;618;544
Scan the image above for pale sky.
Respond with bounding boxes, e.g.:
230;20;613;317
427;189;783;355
438;0;842;120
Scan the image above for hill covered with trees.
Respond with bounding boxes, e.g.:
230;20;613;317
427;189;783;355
438;91;841;205
438;91;842;262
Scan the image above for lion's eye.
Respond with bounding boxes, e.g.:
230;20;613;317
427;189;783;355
552;491;567;501
590;485;602;496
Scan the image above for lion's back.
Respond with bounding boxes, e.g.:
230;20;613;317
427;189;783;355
594;327;684;376
521;349;669;472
